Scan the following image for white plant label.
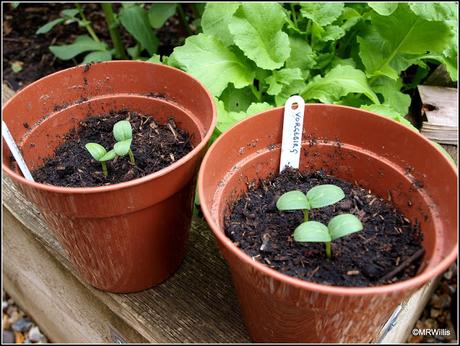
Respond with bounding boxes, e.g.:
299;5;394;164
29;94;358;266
279;95;305;173
2;120;35;181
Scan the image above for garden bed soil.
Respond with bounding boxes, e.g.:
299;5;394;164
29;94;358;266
32;111;193;187
3;3;195;90
224;168;424;287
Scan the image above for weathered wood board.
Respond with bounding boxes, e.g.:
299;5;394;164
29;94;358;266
2;84;456;343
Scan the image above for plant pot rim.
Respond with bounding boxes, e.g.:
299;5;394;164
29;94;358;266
2;60;217;194
198;103;458;296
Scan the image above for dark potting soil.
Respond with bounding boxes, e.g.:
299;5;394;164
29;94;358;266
224;168;424;287
32;111;193;187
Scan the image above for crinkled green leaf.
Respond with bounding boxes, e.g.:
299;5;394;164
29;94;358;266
339;7;362;31
82;50;112;64
300;3;345;26
408;3;457;21
367;3;398;16
266;68;303;96
294;221;331;243
216;100;272;133
113;120;133;141
358;5;452;79
49;35;107;60
228;3;290;69
360;104;418;131
264;68;306;106
277;190;310;211
114;139;132;156
245;102;272;115
170;34;254;96
306;184;345;209
147;54;162;63
85;143;107;161
321;25;346;41
201;3;240;46
370;76;411;116
120;5;159;55
328;214;363;240
285;36;317;74
36;18;65;34
148;3;177;29
220;84;256;112
302;65;379;104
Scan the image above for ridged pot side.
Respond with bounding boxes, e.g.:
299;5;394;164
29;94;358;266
198;104;457;342
3;61;216;292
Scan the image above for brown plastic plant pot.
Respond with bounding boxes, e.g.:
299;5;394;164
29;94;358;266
198;104;457;343
2;61;216;293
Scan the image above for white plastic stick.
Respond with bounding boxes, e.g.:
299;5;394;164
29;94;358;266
2;120;34;181
279;95;305;173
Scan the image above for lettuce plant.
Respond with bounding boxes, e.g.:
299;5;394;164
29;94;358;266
167;2;457;138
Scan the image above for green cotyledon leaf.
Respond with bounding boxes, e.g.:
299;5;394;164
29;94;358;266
294;221;331;243
306;184;345;209
228;3;290;70
328;214;363;241
276;190;310;211
170;33;254;96
113;120;133;142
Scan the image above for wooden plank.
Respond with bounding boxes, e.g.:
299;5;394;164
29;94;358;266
418;85;458;145
3;207;148;343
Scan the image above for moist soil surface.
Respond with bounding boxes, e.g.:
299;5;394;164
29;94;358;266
32;111;193;187
3;3;196;90
224;168;424;287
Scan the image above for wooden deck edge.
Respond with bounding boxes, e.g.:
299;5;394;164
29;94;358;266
3;206;149;343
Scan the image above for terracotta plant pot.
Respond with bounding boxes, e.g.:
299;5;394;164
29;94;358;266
198;104;457;342
3;61;216;293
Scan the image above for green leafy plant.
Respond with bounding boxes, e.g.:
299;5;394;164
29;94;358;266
293;215;363;258
276;184;363;258
85;143;116;177
84;120;135;177
36;3;184;63
276;184;345;222
113;120;135;164
167;2;457;139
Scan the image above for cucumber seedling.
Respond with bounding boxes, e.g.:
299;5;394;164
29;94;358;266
85;143;116;177
113;120;135;164
293;214;363;258
276;184;345;222
276;184;363;258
